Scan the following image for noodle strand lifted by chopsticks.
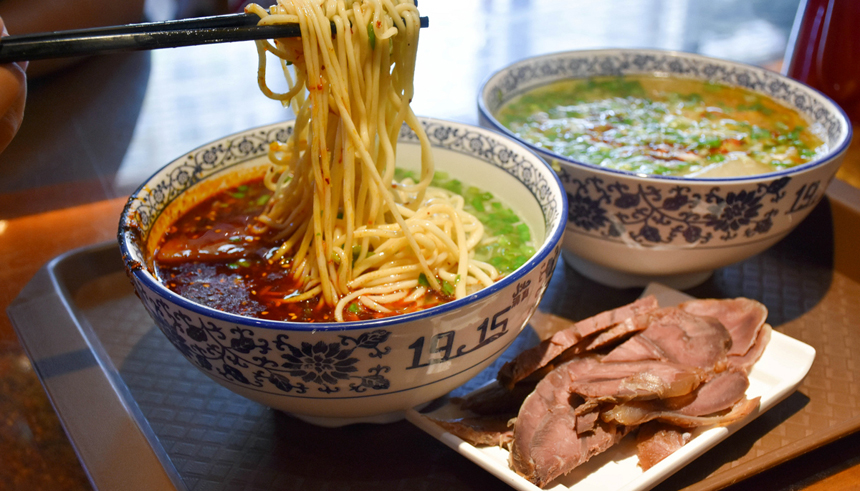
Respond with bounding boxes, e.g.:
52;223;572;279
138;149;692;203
247;0;501;321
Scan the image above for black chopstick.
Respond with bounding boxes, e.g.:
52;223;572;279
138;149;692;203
0;13;429;64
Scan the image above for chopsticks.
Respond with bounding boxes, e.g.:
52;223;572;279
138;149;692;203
0;13;429;64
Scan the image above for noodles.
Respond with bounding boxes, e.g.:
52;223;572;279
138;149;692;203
245;0;504;321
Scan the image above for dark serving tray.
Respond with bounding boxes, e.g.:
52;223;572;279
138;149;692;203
8;180;860;491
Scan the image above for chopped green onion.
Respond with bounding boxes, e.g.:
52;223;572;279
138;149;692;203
517;223;531;242
700;136;722;149
395;168;417;181
367;22;376;50
703;81;723;92
683;92;703;103
418;273;429;287
751;126;771;140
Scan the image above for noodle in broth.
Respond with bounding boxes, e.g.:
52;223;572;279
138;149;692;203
240;0;510;321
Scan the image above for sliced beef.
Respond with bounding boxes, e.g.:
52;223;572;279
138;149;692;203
574;295;659;338
509;357;606;484
498;296;658;388
568;360;703;401
519;417;629;488
669;369;751;416
511;357;602;455
679;298;767;357
454;380;537;416
602;307;732;373
508;355;697;486
728;324;772;374
581;315;649;351
602;370;755;427
509;362;580;482
575;405;600;435
508;309;736;487
598;332;664;363
497;329;583;389
646;397;760;428
636;422;690;471
426;414;514;447
453;297;771;487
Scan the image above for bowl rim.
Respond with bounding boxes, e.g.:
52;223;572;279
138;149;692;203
119;117;568;333
477;47;853;183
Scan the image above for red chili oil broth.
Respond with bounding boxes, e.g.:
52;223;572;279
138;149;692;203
151;178;453;322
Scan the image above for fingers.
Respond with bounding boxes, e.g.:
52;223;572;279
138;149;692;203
0;16;28;153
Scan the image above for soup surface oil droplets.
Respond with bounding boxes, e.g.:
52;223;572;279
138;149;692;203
497;75;828;177
152;178;534;322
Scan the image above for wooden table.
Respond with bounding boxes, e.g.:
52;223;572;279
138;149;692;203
3;1;860;489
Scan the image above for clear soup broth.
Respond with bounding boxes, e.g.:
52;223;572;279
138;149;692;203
497;75;827;177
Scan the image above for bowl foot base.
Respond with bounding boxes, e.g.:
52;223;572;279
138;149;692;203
563;251;712;290
290;410;407;427
289;401;434;427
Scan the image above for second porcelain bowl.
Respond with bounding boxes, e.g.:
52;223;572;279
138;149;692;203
479;49;852;288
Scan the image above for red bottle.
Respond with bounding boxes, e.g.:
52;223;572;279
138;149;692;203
783;0;860;123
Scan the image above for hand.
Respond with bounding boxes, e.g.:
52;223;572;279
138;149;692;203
0;16;26;154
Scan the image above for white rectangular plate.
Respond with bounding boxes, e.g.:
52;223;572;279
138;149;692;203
405;284;816;491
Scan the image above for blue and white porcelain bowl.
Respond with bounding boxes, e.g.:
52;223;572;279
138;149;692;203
479;49;852;289
119;117;566;426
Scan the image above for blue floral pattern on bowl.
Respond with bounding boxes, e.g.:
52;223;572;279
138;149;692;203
560;170;795;246
137;284;394;395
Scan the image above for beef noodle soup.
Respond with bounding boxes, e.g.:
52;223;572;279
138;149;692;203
152;172;535;322
497;75;827;177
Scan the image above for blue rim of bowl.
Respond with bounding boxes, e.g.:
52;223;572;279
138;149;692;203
119;118;568;333
477;48;854;184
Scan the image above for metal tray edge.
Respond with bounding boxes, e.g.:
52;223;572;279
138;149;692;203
6;242;185;491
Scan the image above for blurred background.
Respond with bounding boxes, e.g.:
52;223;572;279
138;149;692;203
131;0;804;186
0;0;805;218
